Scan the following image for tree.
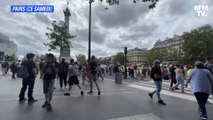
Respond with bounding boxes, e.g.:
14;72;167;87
45;20;76;52
147;48;159;65
4;53;16;61
182;25;213;64
76;54;86;64
113;52;125;64
98;0;159;9
97;57;111;65
147;46;183;65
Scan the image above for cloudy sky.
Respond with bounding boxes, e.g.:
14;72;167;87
0;0;212;59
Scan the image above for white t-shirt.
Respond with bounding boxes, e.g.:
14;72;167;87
68;64;78;77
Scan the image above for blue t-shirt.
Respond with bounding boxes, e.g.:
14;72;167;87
189;69;213;94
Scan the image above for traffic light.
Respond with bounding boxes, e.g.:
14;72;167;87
124;47;127;55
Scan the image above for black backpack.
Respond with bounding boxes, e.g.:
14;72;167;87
205;63;213;74
17;65;29;79
150;67;155;79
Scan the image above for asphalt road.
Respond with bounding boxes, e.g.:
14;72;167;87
0;73;213;120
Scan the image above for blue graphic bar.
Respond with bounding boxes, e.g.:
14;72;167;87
11;5;54;13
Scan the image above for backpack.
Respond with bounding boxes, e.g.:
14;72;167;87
150;67;155;79
17;65;29;79
205;63;213;75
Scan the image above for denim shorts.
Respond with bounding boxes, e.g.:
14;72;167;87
43;79;55;94
90;73;97;82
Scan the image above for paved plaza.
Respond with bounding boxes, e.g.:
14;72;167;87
0;72;213;120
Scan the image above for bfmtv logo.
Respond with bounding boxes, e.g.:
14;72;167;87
194;5;208;17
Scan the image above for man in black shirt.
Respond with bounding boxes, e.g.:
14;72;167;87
88;56;101;95
10;61;18;79
58;58;68;90
149;60;166;105
19;53;37;103
169;64;177;89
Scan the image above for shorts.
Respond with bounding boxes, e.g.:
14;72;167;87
43;79;55;94
68;76;79;86
90;73;97;82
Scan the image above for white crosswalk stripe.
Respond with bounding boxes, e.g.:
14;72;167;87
105;78;213;103
122;80;213;103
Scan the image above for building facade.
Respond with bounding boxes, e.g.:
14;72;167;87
0;32;18;61
154;35;184;50
127;48;149;65
153;35;184;64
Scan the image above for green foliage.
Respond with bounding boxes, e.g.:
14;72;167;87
76;54;86;64
147;47;183;65
147;48;159;65
182;25;213;64
97;57;111;65
45;20;76;51
113;52;125;64
5;53;16;61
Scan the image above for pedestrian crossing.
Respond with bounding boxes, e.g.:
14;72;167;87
122;79;213;103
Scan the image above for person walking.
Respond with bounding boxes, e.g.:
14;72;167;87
185;61;213;120
39;59;45;79
19;53;37;103
10;61;18;79
82;63;89;85
64;59;84;96
149;60;166;105
41;53;57;111
169;64;177;90
97;64;104;81
88;56;101;95
58;58;68;90
172;64;184;93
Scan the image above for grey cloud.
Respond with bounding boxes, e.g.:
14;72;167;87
16;24;39;33
74;28;106;44
94;2;149;28
120;22;158;40
35;14;51;25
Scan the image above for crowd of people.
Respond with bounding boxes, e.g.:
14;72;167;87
0;53;102;111
0;54;213;120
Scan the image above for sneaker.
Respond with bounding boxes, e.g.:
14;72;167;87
47;103;52;111
158;100;166;105
81;91;84;96
42;101;48;108
28;99;38;104
64;93;70;96
98;90;101;96
175;87;179;90
88;91;93;94
148;93;153;99
19;98;27;103
200;115;208;120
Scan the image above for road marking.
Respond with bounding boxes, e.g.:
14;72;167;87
106;78;213;101
128;84;213;103
108;113;161;120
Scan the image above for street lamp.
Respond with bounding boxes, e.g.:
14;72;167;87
124;47;127;79
88;0;109;64
88;0;92;64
